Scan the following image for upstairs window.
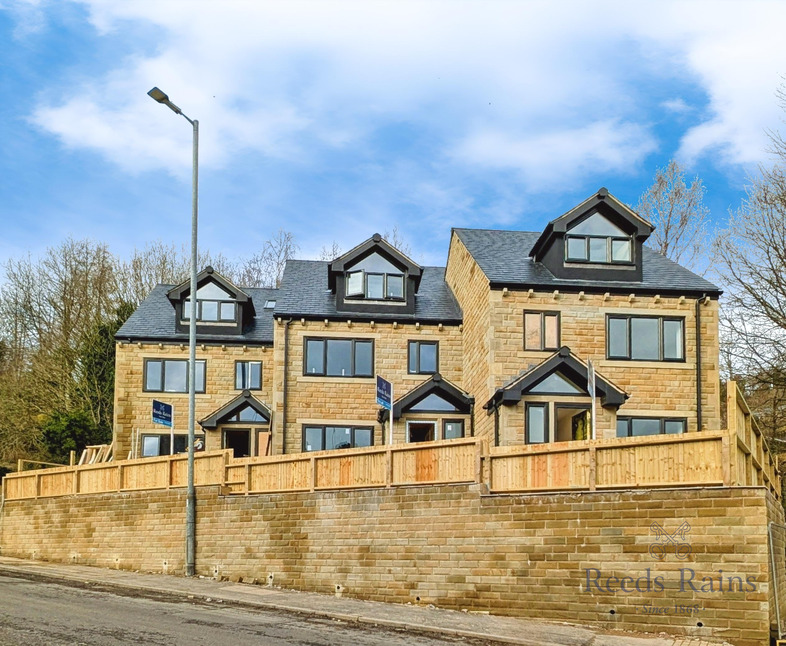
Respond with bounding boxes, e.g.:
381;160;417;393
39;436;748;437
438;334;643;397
524;311;560;351
344;251;406;301
565;212;632;264
183;282;237;322
346;270;404;300
144;359;206;393
235;361;262;390
304;338;374;377
607;315;684;361
408;341;438;374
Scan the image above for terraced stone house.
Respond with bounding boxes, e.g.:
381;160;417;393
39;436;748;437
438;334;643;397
112;188;722;459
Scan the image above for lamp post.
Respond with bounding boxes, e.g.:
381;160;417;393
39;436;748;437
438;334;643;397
148;86;198;577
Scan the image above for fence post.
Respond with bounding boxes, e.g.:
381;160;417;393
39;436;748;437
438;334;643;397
310;455;317;492
588;445;597;491
117;464;123;492
35;473;41;499
245;463;251;495
386;447;393;487
474;439;483;484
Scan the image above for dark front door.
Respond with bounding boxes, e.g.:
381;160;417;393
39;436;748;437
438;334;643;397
223;428;250;458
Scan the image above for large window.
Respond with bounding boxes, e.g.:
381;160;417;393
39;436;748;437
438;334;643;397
565;212;632;264
235;360;262;390
303;425;373;451
408;341;438;374
144;359;206;393
182;283;237;322
524;311;560;351
346;271;404;301
304;338;374;377
616;417;686;437
606;315;684;361
141;433;205;457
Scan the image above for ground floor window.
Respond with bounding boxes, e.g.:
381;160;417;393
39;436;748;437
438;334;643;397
525;402;591;444
141;433;205;457
303;425;373;452
407;419;466;442
616;417;686;437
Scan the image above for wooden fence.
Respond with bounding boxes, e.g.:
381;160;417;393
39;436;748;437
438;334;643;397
2;382;780;501
2;451;230;501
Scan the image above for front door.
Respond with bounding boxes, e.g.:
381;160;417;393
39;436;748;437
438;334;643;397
223;428;250;458
408;421;436;443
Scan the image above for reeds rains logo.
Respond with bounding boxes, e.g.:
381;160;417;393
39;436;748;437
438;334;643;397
583;521;759;597
649;521;691;560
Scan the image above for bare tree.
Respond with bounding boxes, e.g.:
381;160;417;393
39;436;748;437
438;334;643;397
636;160;710;274
382;226;412;258
236;229;299;288
318;241;343;261
115;241;237;305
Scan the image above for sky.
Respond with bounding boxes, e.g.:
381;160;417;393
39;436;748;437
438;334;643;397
1;0;786;268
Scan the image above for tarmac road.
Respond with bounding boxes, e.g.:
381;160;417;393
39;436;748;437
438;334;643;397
0;573;485;646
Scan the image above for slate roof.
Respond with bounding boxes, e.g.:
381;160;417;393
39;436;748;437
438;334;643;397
276;260;463;322
116;284;278;343
453;229;722;296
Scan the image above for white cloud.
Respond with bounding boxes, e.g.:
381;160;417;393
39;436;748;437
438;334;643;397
16;0;786;186
453;121;658;190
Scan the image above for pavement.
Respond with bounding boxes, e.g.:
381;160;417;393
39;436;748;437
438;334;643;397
0;556;731;646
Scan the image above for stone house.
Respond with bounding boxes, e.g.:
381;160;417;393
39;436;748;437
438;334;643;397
112;188;722;459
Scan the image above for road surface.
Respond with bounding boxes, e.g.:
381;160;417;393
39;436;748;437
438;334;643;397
0;573;486;646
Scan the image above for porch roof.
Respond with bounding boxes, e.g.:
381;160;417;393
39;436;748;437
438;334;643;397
378;373;474;422
484;346;628;411
198;391;272;429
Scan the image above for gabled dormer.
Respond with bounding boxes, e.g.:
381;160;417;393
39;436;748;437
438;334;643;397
167;266;254;335
328;233;423;315
529;188;653;282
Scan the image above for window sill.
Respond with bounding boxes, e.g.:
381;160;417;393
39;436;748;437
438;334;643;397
297;375;375;384
599;360;693;369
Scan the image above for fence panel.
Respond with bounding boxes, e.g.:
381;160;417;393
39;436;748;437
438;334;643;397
391;439;477;485
595;433;724;488
315;451;387;489
488;445;590;492
77;464;119;494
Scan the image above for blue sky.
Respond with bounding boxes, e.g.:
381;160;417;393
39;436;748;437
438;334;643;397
2;0;785;267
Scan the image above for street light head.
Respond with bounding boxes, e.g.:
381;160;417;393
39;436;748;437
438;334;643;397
148;87;169;103
147;86;183;116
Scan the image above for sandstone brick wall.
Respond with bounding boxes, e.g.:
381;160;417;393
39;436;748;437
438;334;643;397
477;289;720;437
1;484;777;646
445;234;493;439
271;319;464;455
113;341;274;458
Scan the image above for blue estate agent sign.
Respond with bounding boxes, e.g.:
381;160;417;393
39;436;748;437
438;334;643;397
376;376;392;408
152;400;173;427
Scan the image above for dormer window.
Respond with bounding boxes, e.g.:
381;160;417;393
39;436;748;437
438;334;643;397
183;282;237;322
564;212;633;264
346;270;404;300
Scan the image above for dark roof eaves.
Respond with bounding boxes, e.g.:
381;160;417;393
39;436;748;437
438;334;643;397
487;281;723;298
